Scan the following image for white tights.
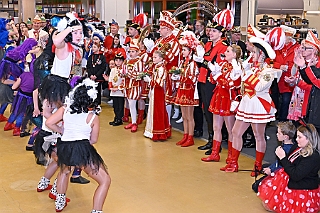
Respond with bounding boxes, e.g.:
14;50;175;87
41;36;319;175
128;99;137;124
166;104;172;125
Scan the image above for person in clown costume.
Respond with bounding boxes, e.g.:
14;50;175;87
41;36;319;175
174;31;200;147
220;36;279;176
201;44;242;162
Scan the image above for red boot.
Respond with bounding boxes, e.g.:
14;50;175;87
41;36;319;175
226;141;233;164
124;123;133;129
131;123;138;132
137;110;144;125
4;122;15;131
13;127;20;136
176;134;188;145
250;151;265;177
181;135;194;147
122;108;130;122
201;140;221;162
0;114;8;122
220;148;240;172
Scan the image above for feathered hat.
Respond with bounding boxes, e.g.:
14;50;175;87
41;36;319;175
212;4;234;31
264;27;286;50
129;13;148;32
159;11;178;31
305;30;320;51
247;24;265;39
179;31;200;51
114;48;127;60
231;26;241;33
86;24;96;32
109;19;119;27
92;30;104;42
40;15;46;23
26;18;32;25
249;36;276;59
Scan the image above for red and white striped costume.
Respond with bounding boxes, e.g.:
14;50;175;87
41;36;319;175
123;58;144;100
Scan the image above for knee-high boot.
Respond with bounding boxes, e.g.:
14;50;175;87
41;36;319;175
226;141;233;164
122;108;130;122
136;110;144;125
251;151;265;177
220;148;240;172
201;140;221;162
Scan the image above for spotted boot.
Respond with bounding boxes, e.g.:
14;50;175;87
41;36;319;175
91;210;103;213
49;178;57;199
55;193;67;212
37;176;52;192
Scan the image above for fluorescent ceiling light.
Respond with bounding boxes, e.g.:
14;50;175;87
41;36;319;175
306;11;320;14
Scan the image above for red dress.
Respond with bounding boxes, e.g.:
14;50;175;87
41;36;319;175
123;58;143;100
144;62;171;141
258;148;320;213
174;59;199;106
208;62;241;116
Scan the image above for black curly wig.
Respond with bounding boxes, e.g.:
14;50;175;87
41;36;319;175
69;85;99;114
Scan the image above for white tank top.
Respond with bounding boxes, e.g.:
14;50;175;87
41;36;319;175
42;108;57;132
51;52;72;78
61;110;96;141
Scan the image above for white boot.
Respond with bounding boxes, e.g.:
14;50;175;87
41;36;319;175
176;117;183;123
172;107;179;119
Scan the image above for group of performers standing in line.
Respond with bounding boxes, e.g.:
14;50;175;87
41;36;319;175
0;5;319;212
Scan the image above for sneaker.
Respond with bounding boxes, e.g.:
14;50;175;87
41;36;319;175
107;99;113;104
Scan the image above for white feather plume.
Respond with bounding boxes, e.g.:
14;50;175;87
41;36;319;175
57;17;68;32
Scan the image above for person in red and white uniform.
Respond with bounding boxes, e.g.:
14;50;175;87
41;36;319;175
221;36;279;176
151;11;182;124
123;42;144;132
194;7;232;153
201;44;242;162
173;31;200;147
103;19;125;51
267;26;300;122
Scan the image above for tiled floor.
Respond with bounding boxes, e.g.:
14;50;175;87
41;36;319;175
0;103;268;213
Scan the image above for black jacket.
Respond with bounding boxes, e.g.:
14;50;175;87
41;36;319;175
86;53;106;81
280;144;320;190
299;66;320;129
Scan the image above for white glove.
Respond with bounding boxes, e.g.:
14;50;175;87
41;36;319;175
143;75;151;83
143;38;155;53
231;59;241;71
214;62;221;73
242;69;254;81
193;45;205;63
171;74;180;81
207;61;215;72
242;54;252;71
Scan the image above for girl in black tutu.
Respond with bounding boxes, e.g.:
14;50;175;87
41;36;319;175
46;78;110;213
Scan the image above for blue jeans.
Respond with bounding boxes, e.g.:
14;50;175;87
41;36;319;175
278;92;292;122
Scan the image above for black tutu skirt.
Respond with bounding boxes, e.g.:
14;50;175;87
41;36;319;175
11;90;33;115
33;130;55;164
0;83;14;104
57;139;106;173
39;74;71;104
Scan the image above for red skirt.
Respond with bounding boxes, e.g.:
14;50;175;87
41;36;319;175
258;168;320;213
209;86;235;116
174;85;198;106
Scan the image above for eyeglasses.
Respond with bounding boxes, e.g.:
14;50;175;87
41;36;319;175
301;46;314;50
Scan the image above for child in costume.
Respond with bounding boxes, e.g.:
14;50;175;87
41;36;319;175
46;78;111;213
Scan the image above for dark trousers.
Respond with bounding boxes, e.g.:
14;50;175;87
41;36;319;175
194;82;203;131
270;79;280;119
199;81;215;134
95;81;103;105
113;96;124;120
278;92;292;122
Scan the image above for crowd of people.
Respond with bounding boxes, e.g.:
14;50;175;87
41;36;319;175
0;6;319;213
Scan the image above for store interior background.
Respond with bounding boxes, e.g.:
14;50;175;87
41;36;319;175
0;0;319;39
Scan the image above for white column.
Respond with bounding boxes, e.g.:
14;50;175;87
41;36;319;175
21;0;35;22
95;0;130;34
240;0;256;36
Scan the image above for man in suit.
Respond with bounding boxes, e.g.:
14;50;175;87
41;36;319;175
229;26;247;59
